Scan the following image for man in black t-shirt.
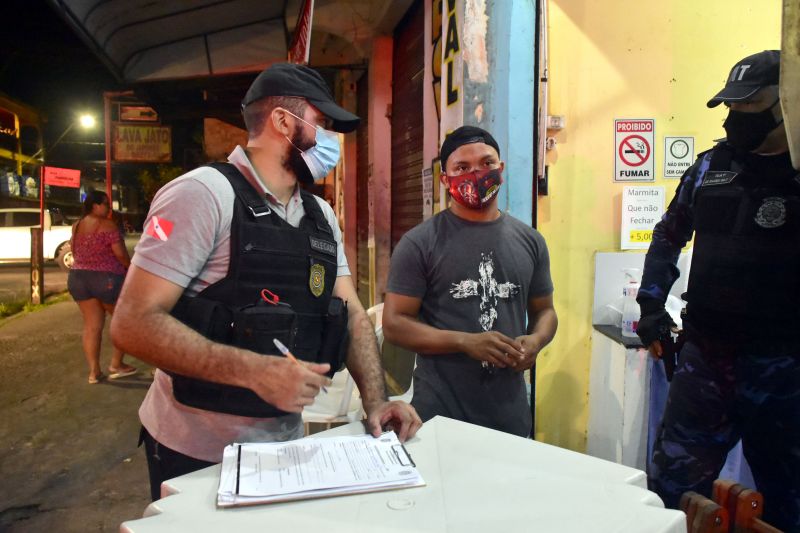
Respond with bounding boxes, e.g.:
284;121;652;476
383;126;557;437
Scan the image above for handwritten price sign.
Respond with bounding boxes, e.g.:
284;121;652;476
629;230;653;243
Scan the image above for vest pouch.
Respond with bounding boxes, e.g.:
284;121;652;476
170;295;233;344
170;302;299;419
231;303;296;355
319;297;349;376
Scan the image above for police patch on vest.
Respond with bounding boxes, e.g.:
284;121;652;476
702;171;737;187
309;236;337;257
309;263;326;297
754;197;786;228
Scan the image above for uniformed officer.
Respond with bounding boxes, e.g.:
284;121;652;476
636;50;800;530
112;63;421;500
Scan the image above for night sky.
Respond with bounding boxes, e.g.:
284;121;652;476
0;0;122;148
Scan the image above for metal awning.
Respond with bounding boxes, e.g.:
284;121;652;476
46;0;412;126
47;0;412;83
48;0;288;82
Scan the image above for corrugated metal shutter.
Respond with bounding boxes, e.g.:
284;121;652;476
390;0;424;250
356;71;371;309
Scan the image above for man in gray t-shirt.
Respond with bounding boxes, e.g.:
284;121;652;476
384;126;557;437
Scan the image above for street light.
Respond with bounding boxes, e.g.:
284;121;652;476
29;113;97;161
79;114;96;129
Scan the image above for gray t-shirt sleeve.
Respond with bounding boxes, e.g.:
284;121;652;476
529;231;554;298
132;171;226;288
386;233;428;298
313;196;350;278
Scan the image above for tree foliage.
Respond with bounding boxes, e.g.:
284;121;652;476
137;165;184;203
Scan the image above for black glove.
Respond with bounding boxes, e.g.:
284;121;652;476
636;301;676;347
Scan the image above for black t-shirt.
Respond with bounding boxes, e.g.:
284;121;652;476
387;209;553;436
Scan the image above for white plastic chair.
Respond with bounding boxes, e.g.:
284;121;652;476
366;302;384;330
371;303;415;404
301;368;363;434
301;303;386;434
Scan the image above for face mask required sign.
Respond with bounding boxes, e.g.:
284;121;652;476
663;136;694;178
621;186;664;250
615;119;655;182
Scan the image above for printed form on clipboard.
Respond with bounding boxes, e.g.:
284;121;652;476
217;431;425;507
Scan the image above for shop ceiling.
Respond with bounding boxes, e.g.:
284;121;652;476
47;0;412;126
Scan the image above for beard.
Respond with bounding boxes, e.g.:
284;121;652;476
284;122;315;185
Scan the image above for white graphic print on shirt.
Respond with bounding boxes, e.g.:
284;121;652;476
450;251;520;331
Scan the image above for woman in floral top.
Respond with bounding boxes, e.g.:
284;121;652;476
68;191;138;383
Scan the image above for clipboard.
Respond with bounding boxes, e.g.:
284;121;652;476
219;431;425;507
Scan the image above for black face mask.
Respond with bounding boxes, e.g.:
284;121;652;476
723;98;783;152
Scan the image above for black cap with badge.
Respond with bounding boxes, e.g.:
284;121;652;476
242;63;360;133
707;50;780;108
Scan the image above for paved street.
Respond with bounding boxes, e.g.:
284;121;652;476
0;264;68;305
0;300;153;532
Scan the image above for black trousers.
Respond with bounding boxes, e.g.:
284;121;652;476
140;426;216;501
649;341;800;531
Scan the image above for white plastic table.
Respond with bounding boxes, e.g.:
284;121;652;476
121;416;685;533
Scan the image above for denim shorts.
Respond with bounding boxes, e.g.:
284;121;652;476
68;270;125;305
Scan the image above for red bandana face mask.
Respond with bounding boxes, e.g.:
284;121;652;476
446;168;503;209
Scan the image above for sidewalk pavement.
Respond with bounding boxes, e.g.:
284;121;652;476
0;298;153;532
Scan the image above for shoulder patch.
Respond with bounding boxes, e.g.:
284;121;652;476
146;216;174;241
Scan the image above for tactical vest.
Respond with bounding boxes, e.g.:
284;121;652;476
685;146;800;340
168;162;348;418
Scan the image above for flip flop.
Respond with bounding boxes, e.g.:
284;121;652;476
108;367;138;379
88;372;105;384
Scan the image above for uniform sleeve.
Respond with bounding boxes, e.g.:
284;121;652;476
529;231;554;298
638;151;709;307
315;197;351;277
132;174;224;288
386;233;428;299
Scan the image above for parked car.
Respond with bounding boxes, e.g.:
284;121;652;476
0;208;74;270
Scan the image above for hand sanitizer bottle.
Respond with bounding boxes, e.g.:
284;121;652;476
621;268;641;338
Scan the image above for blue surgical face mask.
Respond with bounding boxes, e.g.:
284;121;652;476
284;110;341;183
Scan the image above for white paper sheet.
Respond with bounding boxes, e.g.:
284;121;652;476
217;431;425;507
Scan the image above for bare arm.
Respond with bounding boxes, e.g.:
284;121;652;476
382;292;524;368
513;293;558;371
333;276;421;440
333;276;386;408
110;238;130;269
95;219;130;268
110;265;330;413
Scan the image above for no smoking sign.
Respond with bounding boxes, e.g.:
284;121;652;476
615;119;655;182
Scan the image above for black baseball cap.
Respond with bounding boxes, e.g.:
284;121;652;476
242;63;360;133
440;125;501;168
707;50;780;108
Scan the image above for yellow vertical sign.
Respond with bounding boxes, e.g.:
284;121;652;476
439;0;463;146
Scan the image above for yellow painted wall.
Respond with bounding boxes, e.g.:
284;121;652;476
535;0;783;451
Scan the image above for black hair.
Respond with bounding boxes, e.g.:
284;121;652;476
242;96;309;139
82;190;109;216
